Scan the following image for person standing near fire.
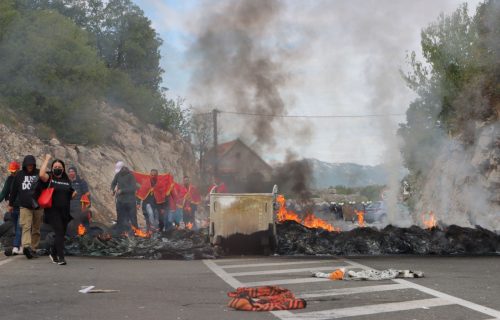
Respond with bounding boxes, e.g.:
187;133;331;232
0;161;21;254
39;154;76;265
68;166;91;230
166;182;186;230
134;169;165;232
8;155;42;259
111;161;138;233
181;175;201;229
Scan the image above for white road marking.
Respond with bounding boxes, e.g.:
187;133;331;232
272;297;452;320
243;277;330;287
215;257;267;263
393;279;500;319
203;259;241;288
203;259;296;320
344;259;500;319
221;260;336;269
229;266;345;276
205;257;500;320
0;256;18;267
297;283;408;299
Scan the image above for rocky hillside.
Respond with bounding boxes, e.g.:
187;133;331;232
0;105;197;224
415;122;500;230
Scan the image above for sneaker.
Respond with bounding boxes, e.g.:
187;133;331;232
49;253;59;264
57;258;67;265
12;247;22;255
23;247;34;259
4;248;13;257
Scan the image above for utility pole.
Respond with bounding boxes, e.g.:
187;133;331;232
212;109;219;178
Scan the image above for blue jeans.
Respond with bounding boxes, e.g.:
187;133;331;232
164;209;183;230
11;207;21;248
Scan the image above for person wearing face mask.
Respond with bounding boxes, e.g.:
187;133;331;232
39;155;76;265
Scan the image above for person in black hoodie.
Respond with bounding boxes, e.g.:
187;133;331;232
111;161;138;233
39;154;75;265
8;155;42;259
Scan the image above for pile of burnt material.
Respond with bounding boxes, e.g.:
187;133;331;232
277;221;500;255
1;212;219;260
64;228;219;260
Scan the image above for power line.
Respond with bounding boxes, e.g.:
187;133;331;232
216;110;405;118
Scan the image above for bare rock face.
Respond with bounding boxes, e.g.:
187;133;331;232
0;105;197;224
416;122;500;230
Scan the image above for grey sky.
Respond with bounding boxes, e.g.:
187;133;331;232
138;0;482;165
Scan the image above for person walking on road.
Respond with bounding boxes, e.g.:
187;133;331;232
0;161;22;254
111;161;138;233
39;155;76;265
8;155;42;259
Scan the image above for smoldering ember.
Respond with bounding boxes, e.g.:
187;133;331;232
1;0;500;319
1;207;499;259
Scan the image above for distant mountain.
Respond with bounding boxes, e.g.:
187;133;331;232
306;158;406;188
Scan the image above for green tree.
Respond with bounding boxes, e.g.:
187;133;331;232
0;0;19;41
0;10;108;143
399;0;499;207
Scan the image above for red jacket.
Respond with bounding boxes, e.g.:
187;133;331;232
182;184;201;211
169;183;187;211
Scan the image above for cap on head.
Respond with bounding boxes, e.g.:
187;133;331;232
115;161;125;173
8;161;20;173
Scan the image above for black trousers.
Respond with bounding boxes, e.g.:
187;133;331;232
45;207;70;259
116;201;137;232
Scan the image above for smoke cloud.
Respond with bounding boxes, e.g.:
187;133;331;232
187;0;294;149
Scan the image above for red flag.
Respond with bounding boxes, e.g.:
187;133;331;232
133;171;173;204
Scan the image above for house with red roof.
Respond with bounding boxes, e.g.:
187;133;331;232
206;139;273;192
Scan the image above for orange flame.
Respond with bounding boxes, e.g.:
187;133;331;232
77;224;86;236
302;213;341;232
422;211;437;229
276;195;302;224
276;195;341;232
355;210;365;227
131;225;151;238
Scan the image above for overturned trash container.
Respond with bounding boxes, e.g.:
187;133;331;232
209;185;278;254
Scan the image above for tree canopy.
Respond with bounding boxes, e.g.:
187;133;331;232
398;0;499;207
0;0;189;144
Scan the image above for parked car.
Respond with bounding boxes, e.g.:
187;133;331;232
364;201;387;223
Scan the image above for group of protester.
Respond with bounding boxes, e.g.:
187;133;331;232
111;161;227;234
0;154;89;265
1;156;227;265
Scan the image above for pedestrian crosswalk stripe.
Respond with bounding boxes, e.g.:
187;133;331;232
221;260;335;269
296;283;408;299
242;277;330;287
229;266;347;277
272;298;452;320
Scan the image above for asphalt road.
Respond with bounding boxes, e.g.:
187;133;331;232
0;254;499;320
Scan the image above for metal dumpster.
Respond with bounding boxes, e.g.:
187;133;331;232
209;186;278;252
